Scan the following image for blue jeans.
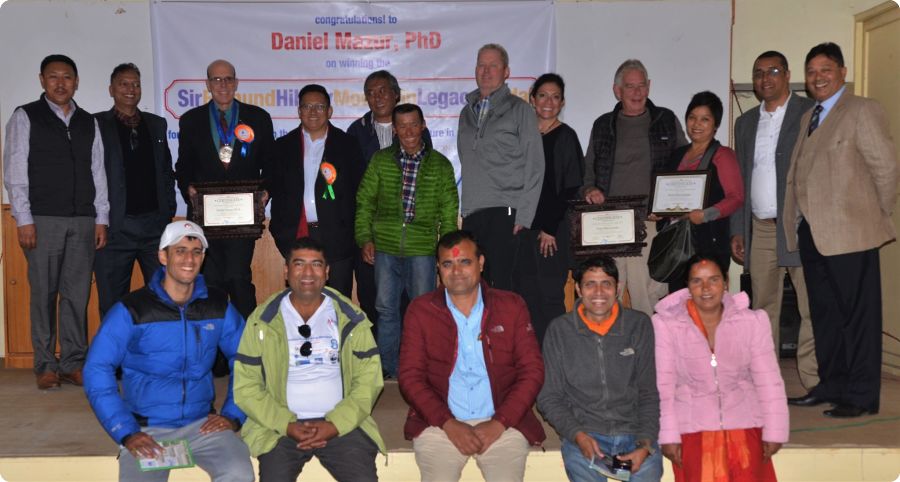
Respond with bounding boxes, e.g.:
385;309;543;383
561;433;663;482
375;251;436;376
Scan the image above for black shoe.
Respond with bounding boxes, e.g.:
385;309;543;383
788;392;829;407
823;404;876;418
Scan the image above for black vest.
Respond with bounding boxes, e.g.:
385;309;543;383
21;96;96;217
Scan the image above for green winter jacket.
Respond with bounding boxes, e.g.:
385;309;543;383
233;287;385;457
355;145;459;256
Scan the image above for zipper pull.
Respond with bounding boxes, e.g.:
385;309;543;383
66;128;71;141
710;353;718;367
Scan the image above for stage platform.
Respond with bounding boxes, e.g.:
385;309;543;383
0;360;897;481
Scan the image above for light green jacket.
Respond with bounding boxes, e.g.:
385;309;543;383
233;287;386;457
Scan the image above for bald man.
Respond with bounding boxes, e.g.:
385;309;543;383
175;59;274;322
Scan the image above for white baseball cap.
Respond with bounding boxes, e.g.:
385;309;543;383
159;221;209;250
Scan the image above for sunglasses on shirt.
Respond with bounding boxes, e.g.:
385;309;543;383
298;324;312;357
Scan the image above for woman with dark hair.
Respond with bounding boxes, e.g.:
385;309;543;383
659;91;744;291
514;73;584;345
652;254;788;481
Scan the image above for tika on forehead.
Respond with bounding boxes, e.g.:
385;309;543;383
451;246;460;257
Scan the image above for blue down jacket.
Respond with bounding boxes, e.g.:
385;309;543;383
84;268;246;443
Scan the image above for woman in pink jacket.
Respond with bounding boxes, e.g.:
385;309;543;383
652;254;788;481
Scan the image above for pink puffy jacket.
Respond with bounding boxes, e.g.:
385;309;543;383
652;289;789;444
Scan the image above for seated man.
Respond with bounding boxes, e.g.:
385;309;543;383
399;230;545;482
84;221;252;482
537;255;662;481
234;237;385;481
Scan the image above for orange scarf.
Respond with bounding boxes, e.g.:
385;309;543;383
578;303;619;336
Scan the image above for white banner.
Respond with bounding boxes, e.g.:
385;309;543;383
151;1;556;214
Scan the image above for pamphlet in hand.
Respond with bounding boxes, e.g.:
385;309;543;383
588;454;632;481
137;439;195;472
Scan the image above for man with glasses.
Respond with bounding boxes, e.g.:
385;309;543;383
582;59;686;316
234;236;384;480
731;51;817;391
94;63;176;317
268;84;365;296
347;70;433;335
84;221;253;481
175;59;274;321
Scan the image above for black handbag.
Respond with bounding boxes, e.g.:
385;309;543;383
648;219;694;283
647;141;719;283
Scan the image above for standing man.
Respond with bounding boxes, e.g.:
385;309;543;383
234;237;384;481
347;70;433;326
784;42;898;418
355;103;458;379
731;51;817;390
95;62;176;316
538;255;661;481
175;59;274;319
3;54;109;389
83;221;253;481
399;230;545;482
582;59;686;316
268;84;364;296
457;44;544;290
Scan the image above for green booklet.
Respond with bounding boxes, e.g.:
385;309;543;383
137;439;195;472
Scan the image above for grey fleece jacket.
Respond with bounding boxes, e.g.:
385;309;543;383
537;302;659;443
457;84;544;228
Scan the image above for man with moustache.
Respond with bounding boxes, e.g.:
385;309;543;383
347;70;433;326
95;63;176;316
268;84;365;296
538;255;661;481
784;42;898;418
3;54;109;389
730;51;817;390
355;103;458;379
399;230;544;482
175;59;274;319
457;44;544;290
582;59;686;316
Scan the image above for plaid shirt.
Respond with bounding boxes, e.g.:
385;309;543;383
400;145;425;223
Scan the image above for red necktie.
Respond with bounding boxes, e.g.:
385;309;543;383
295;129;309;239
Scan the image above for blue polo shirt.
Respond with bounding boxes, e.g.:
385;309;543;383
446;286;495;420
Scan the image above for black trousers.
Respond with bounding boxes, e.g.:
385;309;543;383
514;227;569;346
94;214;164;317
462;207;520;290
203;238;257;319
258;429;378;482
798;220;882;412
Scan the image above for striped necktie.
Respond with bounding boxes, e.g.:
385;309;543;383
807;105;823;136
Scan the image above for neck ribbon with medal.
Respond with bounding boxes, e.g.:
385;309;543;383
211;103;256;164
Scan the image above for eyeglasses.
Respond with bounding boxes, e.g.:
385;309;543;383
208;76;236;85
298;324;312;357
300;103;328;113
752;67;783;79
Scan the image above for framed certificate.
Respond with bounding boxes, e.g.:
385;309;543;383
569;195;647;258
189;180;266;239
648;171;710;216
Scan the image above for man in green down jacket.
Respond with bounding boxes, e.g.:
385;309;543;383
355;103;459;379
233;237;385;480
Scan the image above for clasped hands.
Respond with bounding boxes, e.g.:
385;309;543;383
442;418;505;456
287;420;339;450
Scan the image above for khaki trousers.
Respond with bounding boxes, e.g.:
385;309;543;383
413;418;530;482
616;221;669;316
750;216;819;390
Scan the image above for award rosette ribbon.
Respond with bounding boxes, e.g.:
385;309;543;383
234;124;255;157
320;162;337;199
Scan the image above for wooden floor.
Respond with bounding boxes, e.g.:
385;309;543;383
0;360;898;481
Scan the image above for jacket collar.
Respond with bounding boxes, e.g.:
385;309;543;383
258;286;366;344
147;266;209;307
654;288;751;322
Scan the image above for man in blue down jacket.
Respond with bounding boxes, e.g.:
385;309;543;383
84;221;252;482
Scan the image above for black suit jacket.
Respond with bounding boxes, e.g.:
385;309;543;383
269;123;364;261
95;109;176;233
175;100;274;217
